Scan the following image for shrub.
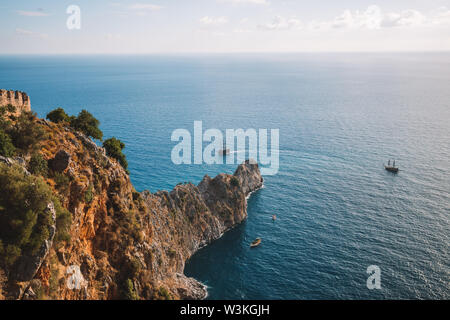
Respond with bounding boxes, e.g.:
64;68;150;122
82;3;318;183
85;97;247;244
126;257;142;278
7;111;46;153
6;104;16;112
123;278;138;300
158;286;171;300
117;211;143;243
0;164;68;270
28;153;48;177
0;104;16;115
0;130;15;157
53;172;70;195
6;104;16;113
0;245;21;270
70;110;103;140
46;108;70;123
84;185;94;204
103;137;128;171
53;200;72;244
0;267;6;299
0;110;12;130
0;104;16;114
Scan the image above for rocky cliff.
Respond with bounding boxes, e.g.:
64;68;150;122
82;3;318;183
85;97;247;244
0;96;263;300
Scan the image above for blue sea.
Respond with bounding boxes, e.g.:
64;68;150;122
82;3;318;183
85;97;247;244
0;53;449;299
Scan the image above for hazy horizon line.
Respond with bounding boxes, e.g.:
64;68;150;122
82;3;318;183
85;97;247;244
1;50;449;56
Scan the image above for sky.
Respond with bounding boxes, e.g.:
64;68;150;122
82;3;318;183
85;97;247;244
1;0;450;54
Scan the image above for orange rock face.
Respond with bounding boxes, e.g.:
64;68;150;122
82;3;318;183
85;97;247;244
1;98;263;300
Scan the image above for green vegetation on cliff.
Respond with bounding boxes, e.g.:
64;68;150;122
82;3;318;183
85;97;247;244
103;137;128;171
47;108;103;140
70;110;103;141
8;111;47;154
28;153;49;177
0;164;71;270
46;107;71;123
0;130;15;157
46;107;129;171
0;109;46;156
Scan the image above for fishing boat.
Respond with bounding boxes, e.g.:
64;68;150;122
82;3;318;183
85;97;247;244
385;160;399;173
250;238;261;248
218;148;230;156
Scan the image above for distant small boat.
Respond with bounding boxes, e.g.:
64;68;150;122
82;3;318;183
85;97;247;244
218;148;230;156
385;159;399;173
218;139;231;156
250;238;261;248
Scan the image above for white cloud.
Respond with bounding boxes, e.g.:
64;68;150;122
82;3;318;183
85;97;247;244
219;0;269;5
257;5;450;33
200;16;229;26
327;5;383;30
382;10;426;28
17;10;50;17
15;28;48;39
129;3;163;10
258;16;302;30
305;5;447;31
429;7;450;25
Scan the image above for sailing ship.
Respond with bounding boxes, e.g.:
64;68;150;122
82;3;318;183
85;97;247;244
385;159;399;173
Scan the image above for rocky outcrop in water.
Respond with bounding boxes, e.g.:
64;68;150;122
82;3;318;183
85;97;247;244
143;161;263;299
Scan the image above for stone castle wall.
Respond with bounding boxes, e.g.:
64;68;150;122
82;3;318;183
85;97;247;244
0;89;31;115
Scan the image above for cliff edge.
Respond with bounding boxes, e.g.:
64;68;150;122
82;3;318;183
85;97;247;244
0;92;263;300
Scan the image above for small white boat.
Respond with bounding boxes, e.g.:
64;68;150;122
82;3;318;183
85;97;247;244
250;238;261;248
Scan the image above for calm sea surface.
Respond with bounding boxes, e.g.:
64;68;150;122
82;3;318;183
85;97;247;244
1;53;449;299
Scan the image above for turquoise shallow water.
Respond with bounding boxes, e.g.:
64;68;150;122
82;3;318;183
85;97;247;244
0;53;449;299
